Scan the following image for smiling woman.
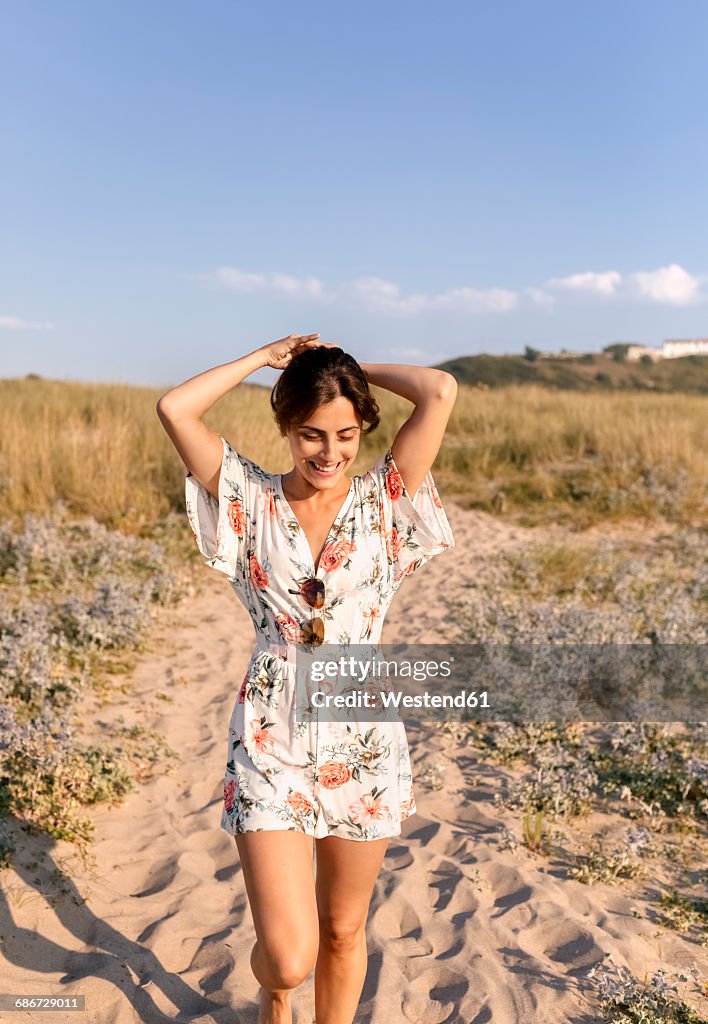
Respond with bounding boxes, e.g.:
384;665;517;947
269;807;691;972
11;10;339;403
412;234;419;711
156;333;457;1024
279;396;361;496
270;342;380;439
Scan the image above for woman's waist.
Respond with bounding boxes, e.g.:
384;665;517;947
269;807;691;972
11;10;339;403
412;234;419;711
252;635;302;665
251;634;383;665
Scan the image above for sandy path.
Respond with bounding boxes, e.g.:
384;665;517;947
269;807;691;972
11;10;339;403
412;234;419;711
1;502;704;1023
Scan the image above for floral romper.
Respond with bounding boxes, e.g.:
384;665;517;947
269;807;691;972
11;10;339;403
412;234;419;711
185;437;455;842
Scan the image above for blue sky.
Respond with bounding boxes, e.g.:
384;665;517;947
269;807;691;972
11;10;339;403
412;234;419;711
2;0;707;390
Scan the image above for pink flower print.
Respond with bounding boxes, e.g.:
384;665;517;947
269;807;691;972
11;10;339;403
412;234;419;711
238;671;249;704
249;718;275;756
348;790;390;825
224;778;237;813
393;558;420;587
361;604;381;640
318;538;357;573
260;488;278;518
276;612;302;643
317;761;353;789
385;525;404;561
362;680;385;710
400;796;416;821
249;554;269;589
286;791;314;815
385;464;404;502
430;482;443;509
227;498;246;536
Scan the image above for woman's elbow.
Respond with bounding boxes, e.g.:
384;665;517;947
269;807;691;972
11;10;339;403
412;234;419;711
436;372;458;401
156;393;171;416
156;393;183;425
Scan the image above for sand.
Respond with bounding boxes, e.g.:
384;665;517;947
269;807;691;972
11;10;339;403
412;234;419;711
1;500;705;1023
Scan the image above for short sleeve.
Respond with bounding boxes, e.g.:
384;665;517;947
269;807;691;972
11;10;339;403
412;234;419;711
365;447;455;591
184;435;258;580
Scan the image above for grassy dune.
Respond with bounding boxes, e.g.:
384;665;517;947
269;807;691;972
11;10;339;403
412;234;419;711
1;376;706;531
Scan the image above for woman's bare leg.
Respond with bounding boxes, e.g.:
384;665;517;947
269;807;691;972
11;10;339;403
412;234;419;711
314;836;390;1024
235;830;319;1024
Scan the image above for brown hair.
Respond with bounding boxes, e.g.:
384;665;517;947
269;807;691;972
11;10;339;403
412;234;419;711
270;345;380;437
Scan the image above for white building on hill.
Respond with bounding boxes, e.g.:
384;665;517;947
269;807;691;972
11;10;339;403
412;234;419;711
662;338;708;358
626;338;708;361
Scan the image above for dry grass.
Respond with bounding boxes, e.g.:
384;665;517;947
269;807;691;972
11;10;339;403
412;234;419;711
440;384;707;526
1;376;706;533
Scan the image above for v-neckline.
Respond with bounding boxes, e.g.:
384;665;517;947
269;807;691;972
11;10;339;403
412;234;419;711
276;474;355;575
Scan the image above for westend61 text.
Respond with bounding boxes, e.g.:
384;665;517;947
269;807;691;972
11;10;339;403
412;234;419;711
310;689;490;709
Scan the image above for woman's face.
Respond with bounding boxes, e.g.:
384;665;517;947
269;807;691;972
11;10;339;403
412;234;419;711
285;396;362;491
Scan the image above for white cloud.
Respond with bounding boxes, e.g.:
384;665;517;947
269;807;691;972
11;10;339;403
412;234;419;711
201;267;328;299
525;286;557;309
545;270;622;296
0;316;55;330
429;286;518;313
348;277;412;312
628;263;702;305
347;277;517;315
195;262;706;315
198;266;517;316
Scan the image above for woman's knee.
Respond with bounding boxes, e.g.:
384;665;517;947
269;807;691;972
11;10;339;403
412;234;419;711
253;938;317;990
318;916;366;954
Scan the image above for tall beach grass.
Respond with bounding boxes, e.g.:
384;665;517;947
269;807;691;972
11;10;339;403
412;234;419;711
1;376;706;531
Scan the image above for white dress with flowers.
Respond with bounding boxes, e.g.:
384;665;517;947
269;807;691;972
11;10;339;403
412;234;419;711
185;437;455;841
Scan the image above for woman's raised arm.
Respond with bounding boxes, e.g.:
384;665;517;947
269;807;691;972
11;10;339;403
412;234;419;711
359;362;457;499
156;333;319;498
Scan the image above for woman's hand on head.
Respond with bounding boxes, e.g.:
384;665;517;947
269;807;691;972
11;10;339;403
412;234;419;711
259;333;321;370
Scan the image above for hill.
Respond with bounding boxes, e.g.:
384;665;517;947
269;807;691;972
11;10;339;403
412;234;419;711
433;351;708;394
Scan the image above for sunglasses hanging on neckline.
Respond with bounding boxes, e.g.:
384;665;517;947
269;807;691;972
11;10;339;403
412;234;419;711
288;577;326;647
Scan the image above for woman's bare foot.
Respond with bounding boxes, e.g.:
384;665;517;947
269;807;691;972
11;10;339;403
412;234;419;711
258;985;292;1024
